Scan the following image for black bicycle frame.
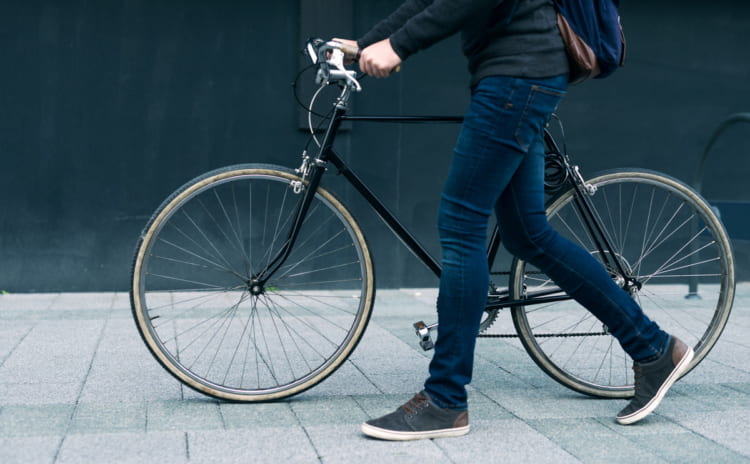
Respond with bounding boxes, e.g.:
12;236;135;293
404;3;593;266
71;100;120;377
257;105;628;309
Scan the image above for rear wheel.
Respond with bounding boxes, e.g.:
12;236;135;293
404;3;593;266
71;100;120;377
509;169;734;398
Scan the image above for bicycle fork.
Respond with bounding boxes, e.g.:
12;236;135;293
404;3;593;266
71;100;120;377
254;111;347;289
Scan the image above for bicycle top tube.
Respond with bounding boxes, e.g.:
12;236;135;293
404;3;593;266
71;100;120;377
342;115;464;124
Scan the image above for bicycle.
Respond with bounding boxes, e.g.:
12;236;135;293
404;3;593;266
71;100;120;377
130;39;735;402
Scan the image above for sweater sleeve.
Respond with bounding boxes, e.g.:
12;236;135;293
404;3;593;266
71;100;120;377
357;0;433;50
388;0;506;60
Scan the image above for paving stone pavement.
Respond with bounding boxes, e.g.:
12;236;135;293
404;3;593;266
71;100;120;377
1;286;749;463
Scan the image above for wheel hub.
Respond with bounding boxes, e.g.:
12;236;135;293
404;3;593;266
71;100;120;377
248;279;264;296
596;251;641;296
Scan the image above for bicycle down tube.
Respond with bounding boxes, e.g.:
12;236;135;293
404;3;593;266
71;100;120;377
256;113;452;284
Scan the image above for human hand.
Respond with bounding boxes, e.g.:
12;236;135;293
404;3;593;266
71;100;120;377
359;38;402;78
332;38;359;65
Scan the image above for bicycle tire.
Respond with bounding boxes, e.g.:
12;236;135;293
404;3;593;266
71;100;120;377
508;169;734;398
131;164;375;401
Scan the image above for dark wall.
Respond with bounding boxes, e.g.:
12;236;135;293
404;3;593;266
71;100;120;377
1;0;748;292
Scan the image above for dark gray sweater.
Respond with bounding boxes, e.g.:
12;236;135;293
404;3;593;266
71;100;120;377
357;0;569;85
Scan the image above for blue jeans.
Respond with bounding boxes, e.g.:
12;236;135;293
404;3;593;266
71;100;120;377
423;75;667;410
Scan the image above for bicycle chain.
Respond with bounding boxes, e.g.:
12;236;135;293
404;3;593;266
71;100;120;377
485;270;608;338
477;331;608;339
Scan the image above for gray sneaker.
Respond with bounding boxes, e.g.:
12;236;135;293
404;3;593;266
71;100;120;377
616;336;694;425
361;391;470;440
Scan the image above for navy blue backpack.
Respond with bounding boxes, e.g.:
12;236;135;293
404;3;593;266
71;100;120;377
554;0;626;83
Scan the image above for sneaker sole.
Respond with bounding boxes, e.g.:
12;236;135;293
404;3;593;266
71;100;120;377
616;346;695;425
361;422;470;441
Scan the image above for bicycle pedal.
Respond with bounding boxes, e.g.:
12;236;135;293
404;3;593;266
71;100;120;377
413;321;435;351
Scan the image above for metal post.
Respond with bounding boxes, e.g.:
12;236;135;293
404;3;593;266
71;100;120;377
688;113;750;298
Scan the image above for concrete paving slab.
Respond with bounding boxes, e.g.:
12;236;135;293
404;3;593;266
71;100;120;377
289;395;369;425
529;417;678;463
219;402;299;429
57;431;188;464
0;404;75;438
437;418;581;464
146;400;224;432
0;293;59;311
305;423;452;464
0;436;62;464
186;428;319;463
0;381;81;406
663;408;750;457
628;431;747;463
69;402;147;434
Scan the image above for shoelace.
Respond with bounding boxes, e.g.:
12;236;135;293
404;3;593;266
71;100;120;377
401;394;430;415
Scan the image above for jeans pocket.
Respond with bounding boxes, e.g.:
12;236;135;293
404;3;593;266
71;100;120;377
514;85;566;153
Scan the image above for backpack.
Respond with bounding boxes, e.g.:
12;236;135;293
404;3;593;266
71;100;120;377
554;0;626;84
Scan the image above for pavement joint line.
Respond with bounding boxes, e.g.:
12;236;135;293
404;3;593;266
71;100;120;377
348;359;385;394
45;294;60;311
184;432;190;461
290;401;323;463
0;325;35;368
51;315;111;462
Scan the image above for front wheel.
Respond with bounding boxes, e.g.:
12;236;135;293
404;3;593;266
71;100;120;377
130;164;375;401
509;169;735;398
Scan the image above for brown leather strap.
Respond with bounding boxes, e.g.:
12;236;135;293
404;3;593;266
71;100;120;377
557;13;601;84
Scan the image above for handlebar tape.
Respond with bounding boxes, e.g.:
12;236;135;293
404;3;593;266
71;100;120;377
338;42;400;73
